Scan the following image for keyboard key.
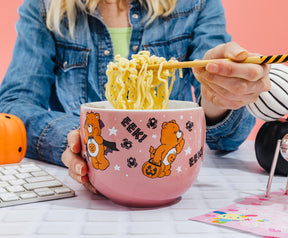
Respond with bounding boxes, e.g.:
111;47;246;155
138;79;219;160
0;187;7;193
15;172;32;179
23;180;62;190
6;185;25;193
31;171;48;177
2;169;18;175
0;175;16;181
55;187;72;194
4;165;19;170
9;179;26;186
0;193;19;202
35;188;54;197
17;166;41;173
25;176;54;183
19;192;37;199
0;181;9;187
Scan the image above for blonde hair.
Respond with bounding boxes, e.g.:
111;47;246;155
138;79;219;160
46;0;178;37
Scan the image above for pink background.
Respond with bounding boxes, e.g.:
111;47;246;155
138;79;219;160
1;1;288;139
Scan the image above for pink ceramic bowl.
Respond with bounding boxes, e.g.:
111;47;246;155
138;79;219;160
80;100;205;207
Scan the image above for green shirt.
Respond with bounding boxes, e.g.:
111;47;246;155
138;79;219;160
108;27;131;59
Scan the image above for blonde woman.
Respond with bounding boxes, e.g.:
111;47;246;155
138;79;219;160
0;0;270;192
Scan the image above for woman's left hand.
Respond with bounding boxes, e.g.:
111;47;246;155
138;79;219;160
192;41;271;122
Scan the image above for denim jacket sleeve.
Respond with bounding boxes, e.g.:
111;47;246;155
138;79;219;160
205;107;256;151
0;0;79;166
190;0;256;151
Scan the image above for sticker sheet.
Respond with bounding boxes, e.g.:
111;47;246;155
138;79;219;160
190;190;288;237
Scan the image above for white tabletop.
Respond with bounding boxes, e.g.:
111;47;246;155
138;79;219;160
0;140;286;238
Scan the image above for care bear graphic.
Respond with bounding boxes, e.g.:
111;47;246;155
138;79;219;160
142;120;185;178
84;112;109;170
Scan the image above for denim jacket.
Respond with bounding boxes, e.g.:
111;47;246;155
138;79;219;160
0;0;255;166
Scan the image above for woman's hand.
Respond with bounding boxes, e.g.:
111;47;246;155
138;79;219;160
193;42;271;123
61;129;98;194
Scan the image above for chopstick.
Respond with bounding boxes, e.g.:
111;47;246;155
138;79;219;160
113;54;288;71
146;54;288;70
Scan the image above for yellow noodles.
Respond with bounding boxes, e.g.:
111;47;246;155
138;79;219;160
105;51;179;110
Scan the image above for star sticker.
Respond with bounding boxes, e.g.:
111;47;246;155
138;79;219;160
114;165;120;171
185;147;192;155
109;126;118;136
176;166;182;173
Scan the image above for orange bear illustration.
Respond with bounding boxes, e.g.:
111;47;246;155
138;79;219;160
142;120;185;178
84;112;109;170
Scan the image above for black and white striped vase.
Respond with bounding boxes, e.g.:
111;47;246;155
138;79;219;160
246;64;288;121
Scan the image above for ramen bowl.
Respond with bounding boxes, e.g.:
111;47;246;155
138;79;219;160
80;100;205;207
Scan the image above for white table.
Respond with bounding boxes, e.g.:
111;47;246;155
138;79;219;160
0;141;286;238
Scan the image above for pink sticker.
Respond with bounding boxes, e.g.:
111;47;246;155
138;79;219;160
190;190;288;237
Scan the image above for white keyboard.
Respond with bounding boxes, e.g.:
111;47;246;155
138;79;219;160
0;162;75;207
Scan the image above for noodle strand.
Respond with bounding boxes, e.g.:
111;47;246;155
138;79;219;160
105;51;180;109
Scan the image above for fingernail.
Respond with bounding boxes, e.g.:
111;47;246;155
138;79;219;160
232;48;247;59
70;143;75;153
206;63;219;73
76;164;82;175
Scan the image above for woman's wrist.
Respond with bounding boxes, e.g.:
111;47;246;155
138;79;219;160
199;96;230;125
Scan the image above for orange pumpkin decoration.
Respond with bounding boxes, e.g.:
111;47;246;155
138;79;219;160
0;113;27;164
142;160;161;178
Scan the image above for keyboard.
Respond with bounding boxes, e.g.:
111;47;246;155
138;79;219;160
0;162;75;207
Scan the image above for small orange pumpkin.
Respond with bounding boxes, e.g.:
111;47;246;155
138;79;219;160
0;113;27;164
142;160;161;178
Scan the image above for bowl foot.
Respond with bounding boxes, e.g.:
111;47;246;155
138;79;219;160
110;196;182;208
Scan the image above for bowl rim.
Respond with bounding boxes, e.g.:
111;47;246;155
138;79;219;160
81;100;202;112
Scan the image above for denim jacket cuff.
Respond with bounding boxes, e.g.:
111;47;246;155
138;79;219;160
197;94;231;126
205;106;255;151
37;115;80;166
